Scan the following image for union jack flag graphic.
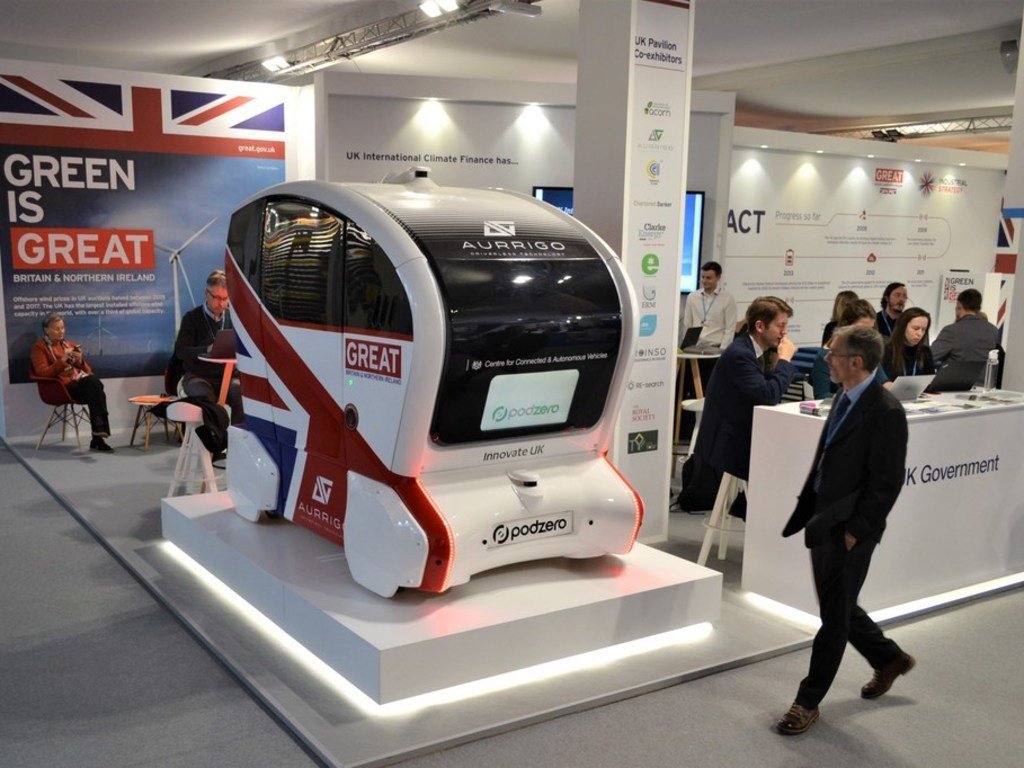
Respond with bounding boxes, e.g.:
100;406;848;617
0;66;286;159
995;198;1018;277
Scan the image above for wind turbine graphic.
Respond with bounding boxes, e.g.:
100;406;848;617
154;217;218;334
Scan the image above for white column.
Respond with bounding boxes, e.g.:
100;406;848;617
575;0;695;540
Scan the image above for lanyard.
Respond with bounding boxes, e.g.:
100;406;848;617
880;312;894;335
701;292;718;324
904;359;917;376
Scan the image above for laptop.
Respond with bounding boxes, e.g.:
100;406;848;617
208;328;237;359
925;360;986;393
680;326;720;354
888;374;935;402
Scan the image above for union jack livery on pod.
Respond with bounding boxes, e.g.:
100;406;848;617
223;167;642;597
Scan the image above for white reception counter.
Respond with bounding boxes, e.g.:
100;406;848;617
742;392;1024;617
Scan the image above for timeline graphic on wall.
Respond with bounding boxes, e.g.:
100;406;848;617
725;149;1004;344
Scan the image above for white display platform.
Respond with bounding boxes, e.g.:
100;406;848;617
162;492;722;704
743;396;1024;617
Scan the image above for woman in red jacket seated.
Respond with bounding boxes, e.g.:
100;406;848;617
29;313;112;452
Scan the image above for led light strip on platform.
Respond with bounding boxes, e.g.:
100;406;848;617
162;542;713;716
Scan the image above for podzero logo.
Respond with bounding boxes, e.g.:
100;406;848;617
312;475;334;505
493;403;561;422
484;220;516;236
492;515;569;545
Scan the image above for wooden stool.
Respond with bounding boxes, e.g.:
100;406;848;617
166;402;218;497
697;472;745;566
128;395;178;450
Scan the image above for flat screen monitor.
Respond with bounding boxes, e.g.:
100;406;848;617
680;190;705;294
531;186;705;293
532;186;574;216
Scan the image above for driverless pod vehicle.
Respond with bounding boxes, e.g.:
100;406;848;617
224;167;642;597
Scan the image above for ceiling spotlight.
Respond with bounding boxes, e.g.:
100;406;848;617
261;56;290;72
477;0;542;17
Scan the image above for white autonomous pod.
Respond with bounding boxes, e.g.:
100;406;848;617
223;168;642;597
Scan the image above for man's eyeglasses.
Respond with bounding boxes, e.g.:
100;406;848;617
206;289;229;304
824;350;856;359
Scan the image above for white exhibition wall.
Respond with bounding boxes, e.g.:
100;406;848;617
723;129;1009;347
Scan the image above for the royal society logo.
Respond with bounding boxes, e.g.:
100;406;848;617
490;511;573;548
312;475;334;505
639;314;657;337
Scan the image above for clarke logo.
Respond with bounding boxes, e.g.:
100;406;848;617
641;252;660;275
648;128;664;141
639;314;657;337
638;221;667;242
483;220;516;236
312;475;334;505
646;159;662;182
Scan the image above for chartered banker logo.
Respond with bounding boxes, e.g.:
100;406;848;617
312;475;334;505
483;220;516;236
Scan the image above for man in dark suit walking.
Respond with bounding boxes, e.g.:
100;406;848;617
694;296;798;482
775;325;914;735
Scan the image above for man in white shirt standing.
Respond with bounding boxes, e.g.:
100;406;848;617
683;261;738;348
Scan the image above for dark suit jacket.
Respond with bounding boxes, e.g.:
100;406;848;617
694;335;797;480
782;380;907;548
174;305;233;380
931;314;998;364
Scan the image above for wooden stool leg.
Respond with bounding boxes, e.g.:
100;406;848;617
698;474;735;566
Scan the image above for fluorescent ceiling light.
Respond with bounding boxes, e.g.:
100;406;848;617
438;0;460;10
261;56;289;72
420;1;443;17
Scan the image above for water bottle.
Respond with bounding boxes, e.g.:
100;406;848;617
982;348;999;392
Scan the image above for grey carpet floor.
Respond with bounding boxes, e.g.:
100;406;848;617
2;440;1021;767
0;443;317;768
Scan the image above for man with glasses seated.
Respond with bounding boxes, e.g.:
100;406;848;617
173;269;244;425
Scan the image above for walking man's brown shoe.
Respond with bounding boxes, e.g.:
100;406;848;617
862;652;915;699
